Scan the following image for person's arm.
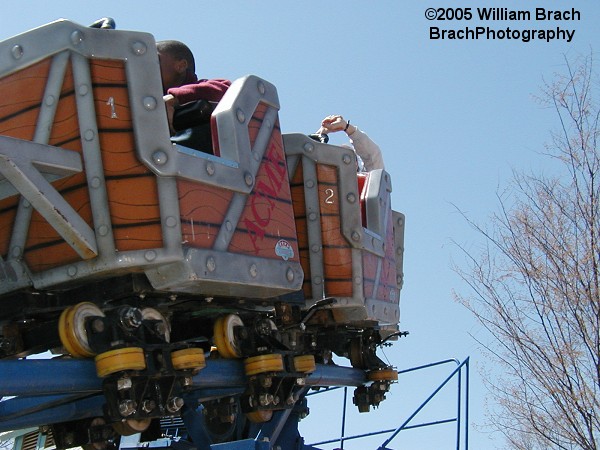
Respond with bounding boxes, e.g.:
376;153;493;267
318;115;385;171
167;78;231;104
347;127;385;171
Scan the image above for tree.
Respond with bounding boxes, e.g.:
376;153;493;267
454;53;600;450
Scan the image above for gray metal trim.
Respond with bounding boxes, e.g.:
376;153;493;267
71;52;116;258
301;157;325;300
0;137;97;259
145;248;304;297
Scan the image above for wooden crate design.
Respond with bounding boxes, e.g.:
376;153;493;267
284;134;404;331
0;20;302;298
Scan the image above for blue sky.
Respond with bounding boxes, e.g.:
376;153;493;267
2;1;598;448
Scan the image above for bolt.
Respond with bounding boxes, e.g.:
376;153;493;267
167;397;184;413
141;399;156;413
117;376;132;391
296;378;305;386
182;376;193;387
92;318;105;333
118;400;136;417
261;376;273;388
120;307;142;329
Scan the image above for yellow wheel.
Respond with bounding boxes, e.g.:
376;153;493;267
213;314;243;359
246;410;273;423
244;353;284;376
171;348;206;371
293;355;316;373
367;368;398;382
58;302;104;358
95;347;146;378
112;418;151;436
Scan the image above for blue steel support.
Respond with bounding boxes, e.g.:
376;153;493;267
0;358;366;435
377;357;470;450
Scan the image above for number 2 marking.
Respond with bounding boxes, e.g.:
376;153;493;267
325;188;335;204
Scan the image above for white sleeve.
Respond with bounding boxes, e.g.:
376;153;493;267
349;128;385;171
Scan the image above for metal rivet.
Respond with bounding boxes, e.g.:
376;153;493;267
397;217;404;226
11;246;22;258
206;257;216;272
265;119;272;128
206;162;215;175
314;276;322;285
244;172;253;186
355;276;362;285
70;31;84;45
22;200;31;208
308;212;317;221
257;81;266;95
342;154;352;164
67;266;77;277
90;177;101;188
143;96;157;110
286;268;295;282
249;264;258;278
78;84;89;96
347;193;356;203
131;41;147;56
84;130;95;141
45;95;55;106
311;244;320;253
396;246;403;256
98;225;109;236
305;180;314;188
303;143;314;153
145;250;156;261
351;231;361;241
397;275;403;285
236;108;245;123
11;45;23;59
166;216;177;227
152;150;168;165
225;221;233;232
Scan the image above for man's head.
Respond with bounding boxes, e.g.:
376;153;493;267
156;40;195;93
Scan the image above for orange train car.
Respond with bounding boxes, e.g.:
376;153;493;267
0;19;405;443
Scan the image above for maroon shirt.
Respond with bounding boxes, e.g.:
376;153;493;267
167;71;231;104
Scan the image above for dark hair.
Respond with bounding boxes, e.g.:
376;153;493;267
156;40;196;73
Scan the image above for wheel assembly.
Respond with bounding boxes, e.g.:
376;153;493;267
367;368;398;382
58;302;105;358
95;347;146;378
213;314;243;359
244;353;284;376
171;347;206;371
293;354;316;373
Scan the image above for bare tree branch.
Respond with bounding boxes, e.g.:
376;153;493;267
454;52;600;450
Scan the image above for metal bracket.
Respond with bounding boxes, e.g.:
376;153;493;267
0;136;97;259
